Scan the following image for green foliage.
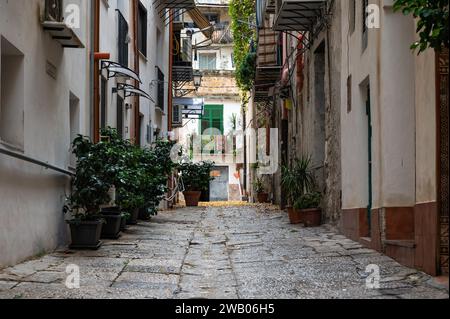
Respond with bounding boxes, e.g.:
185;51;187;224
65;134;113;221
394;0;449;52
253;176;265;194
281;156;316;205
179;161;215;192
229;0;257;91
294;192;322;210
235;52;257;92
65;127;177;221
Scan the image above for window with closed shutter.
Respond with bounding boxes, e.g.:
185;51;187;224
118;11;129;67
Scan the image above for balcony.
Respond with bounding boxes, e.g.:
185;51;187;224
254;19;281;102
173;34;194;82
211;23;233;44
273;0;326;31
155;0;196;10
41;0;84;48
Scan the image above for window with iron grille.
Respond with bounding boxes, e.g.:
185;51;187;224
137;2;147;57
362;0;369;50
118;10;129;67
156;67;165;111
117;96;124;138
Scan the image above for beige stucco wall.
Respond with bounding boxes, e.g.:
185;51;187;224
415;49;437;203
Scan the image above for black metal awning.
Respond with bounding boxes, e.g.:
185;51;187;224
101;61;142;83
115;83;154;102
273;0;326;31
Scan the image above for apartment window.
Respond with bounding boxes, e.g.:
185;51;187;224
0;37;24;150
118;10;129;67
100;76;107;128
137;2;147;57
347;75;352;113
362;0;369;50
117;96;124;138
69;93;80;167
349;0;356;34
201;105;224;135
156;67;165;111
204;13;219;24
199;53;217;70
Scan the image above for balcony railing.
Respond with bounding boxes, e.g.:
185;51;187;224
211;23;233;44
273;0;326;32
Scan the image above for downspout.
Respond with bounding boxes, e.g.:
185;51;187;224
132;0;140;145
93;0;100;143
168;10;174;134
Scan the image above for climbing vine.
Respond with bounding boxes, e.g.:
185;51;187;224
394;0;449;53
229;0;257;92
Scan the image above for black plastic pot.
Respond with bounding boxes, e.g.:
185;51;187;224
68;220;103;250
120;215;128;231
126;208;139;225
138;207;151;221
100;213;122;239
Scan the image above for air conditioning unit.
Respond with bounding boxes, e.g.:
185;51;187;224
45;0;63;22
172;104;183;127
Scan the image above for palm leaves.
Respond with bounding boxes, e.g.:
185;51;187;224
281;156;316;205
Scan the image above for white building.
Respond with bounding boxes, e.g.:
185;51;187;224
0;0;91;268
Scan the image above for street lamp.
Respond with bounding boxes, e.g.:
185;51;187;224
193;71;203;90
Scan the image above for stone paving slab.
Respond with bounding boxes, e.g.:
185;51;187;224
0;204;448;299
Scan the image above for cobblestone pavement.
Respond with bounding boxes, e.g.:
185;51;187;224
0;205;448;299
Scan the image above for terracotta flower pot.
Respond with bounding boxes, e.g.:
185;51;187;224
184;191;202;207
68;220;103;250
302;208;322;227
288;207;303;224
257;192;269;203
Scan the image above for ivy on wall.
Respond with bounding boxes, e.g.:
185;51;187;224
229;0;257;93
394;0;449;53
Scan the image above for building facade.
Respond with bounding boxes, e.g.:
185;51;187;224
252;0;449;276
174;0;243;202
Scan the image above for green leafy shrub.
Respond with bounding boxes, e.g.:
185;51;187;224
179;161;215;192
294;192;322;210
253;176;265;194
394;0;449;52
281;156;316;205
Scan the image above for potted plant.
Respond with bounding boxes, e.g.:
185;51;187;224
180;161;215;207
100;206;122;239
282;156;316;224
253;177;269;203
64;135;112;249
294;192;323;227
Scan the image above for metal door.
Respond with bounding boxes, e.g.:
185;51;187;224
209;166;229;201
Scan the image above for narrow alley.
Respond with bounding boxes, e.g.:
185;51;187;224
0;204;447;299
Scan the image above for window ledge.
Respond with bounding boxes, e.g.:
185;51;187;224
0;140;24;153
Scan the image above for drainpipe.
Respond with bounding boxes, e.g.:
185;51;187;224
93;0;100;143
132;0;140;145
168;10;174;134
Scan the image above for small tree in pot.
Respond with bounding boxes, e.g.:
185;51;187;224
64;135;112;249
281;156;315;224
294;191;323;227
180;161;215;207
253;177;269;203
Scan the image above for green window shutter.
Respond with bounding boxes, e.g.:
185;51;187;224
200;105;224;135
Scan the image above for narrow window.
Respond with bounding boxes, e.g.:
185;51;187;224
117;96;124;138
362;0;369;50
156;67;165;112
0;36;25;150
349;0;356;34
137;2;147;57
347;75;352;113
69;93;80;167
117;10;129;67
100;76;107;129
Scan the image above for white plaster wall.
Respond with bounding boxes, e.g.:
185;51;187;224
379;6;416;207
0;0;90;268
